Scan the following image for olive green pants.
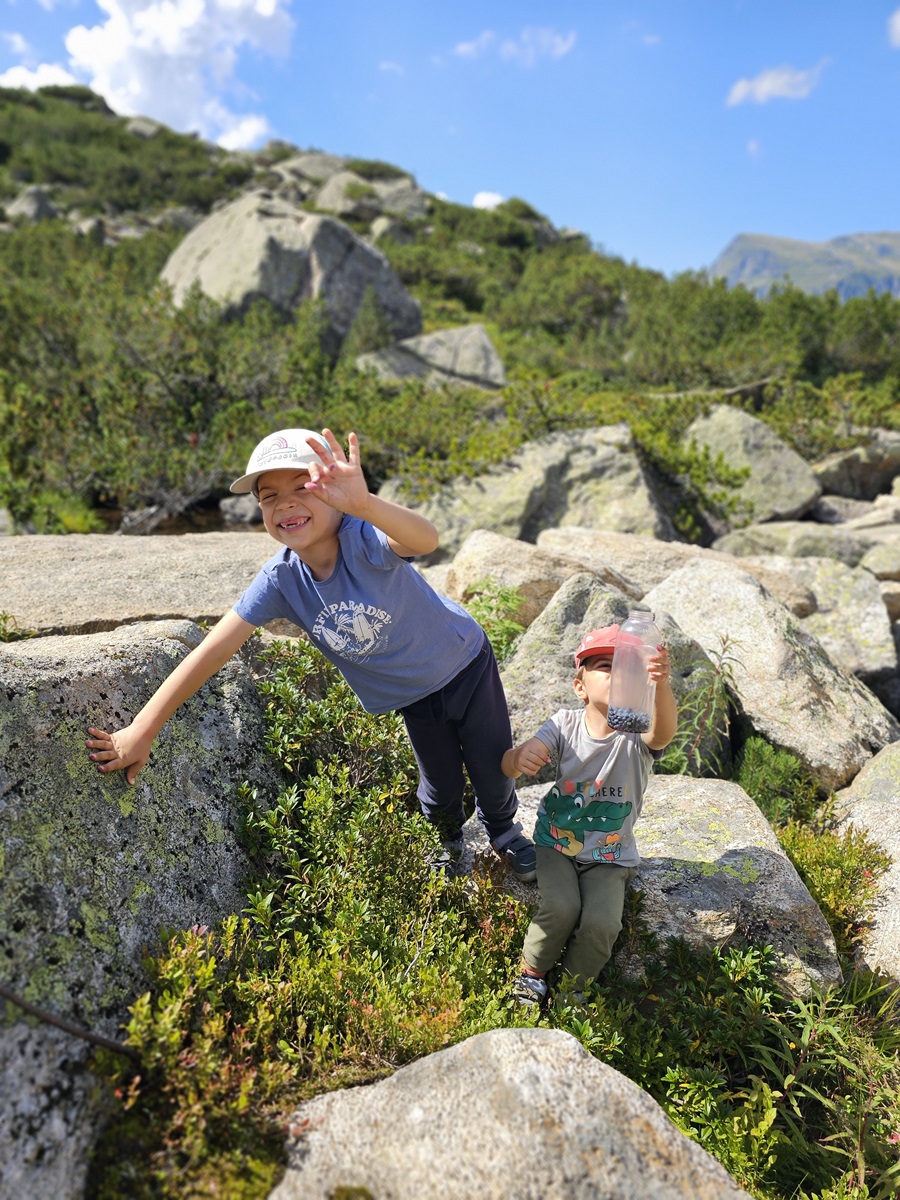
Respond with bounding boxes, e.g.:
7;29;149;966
522;846;635;986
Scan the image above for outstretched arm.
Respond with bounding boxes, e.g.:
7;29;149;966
643;645;678;751
85;609;257;785
304;429;439;557
502;737;552;779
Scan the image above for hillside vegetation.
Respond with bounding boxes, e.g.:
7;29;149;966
2;86;900;539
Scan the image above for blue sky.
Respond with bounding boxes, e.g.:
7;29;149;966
2;1;900;276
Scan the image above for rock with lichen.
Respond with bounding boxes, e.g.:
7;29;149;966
0;620;279;1200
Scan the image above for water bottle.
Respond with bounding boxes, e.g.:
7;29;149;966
607;609;661;733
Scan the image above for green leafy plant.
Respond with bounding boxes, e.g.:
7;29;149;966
733;736;822;828
0;611;36;641
657;635;740;777
462;577;525;665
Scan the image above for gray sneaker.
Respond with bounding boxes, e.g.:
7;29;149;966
491;824;537;882
513;973;549;1007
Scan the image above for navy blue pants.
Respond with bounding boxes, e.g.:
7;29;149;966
399;637;519;843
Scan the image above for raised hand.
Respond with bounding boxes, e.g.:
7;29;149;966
303;429;371;517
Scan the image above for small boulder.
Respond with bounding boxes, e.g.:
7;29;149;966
684;405;821;526
357;323;507;389
270;1028;752;1200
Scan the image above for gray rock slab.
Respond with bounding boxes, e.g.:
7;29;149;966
537;526;817;617
643;560;900;790
0;531;277;635
269;1027;752;1200
358;322;507;389
0;620;279;1199
713;520;879;566
833;742;900;984
741;554;897;678
861;538;900;580
443;528;641;627
684;404;821;524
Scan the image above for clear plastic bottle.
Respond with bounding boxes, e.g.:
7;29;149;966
607;609;661;733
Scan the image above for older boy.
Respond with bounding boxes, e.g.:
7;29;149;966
86;428;536;880
501;624;677;1003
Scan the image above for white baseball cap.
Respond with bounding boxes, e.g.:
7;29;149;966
230;428;332;494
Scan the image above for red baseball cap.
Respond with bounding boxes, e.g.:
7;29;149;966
573;625;619;667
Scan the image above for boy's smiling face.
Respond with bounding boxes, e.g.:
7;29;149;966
256;468;342;561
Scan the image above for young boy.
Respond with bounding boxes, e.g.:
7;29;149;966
86;428;536;881
501;624;677;1003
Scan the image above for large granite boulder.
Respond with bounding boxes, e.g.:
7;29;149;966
382;426;676;560
0;621;280;1200
442;528;641;626
269;1027;752;1200
499;572;731;778
537;526;817;617
0;531;277;636
159;190;422;350
643;560;900;790
357;323;507;389
833;742;900;984
683;404;821;526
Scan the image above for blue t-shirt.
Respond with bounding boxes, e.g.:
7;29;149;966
233;516;484;714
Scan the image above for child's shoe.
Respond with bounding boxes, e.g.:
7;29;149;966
430;837;463;876
491;824;537;882
512;972;549;1007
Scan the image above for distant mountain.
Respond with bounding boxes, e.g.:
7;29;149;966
708;231;900;300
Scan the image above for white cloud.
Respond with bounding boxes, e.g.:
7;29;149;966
889;9;900;47
642;34;661;47
454;30;495;59
472;191;503;210
747;138;761;158
498;27;576;67
378;60;404;74
0;62;78;87
726;60;826;106
24;0;297;147
2;31;30;56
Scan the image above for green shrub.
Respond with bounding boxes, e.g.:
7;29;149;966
343;158;407;181
778;821;892;963
462;578;525;665
733;737;822;828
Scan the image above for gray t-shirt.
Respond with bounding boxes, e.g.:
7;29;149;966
233;516;483;714
531;708;652;867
